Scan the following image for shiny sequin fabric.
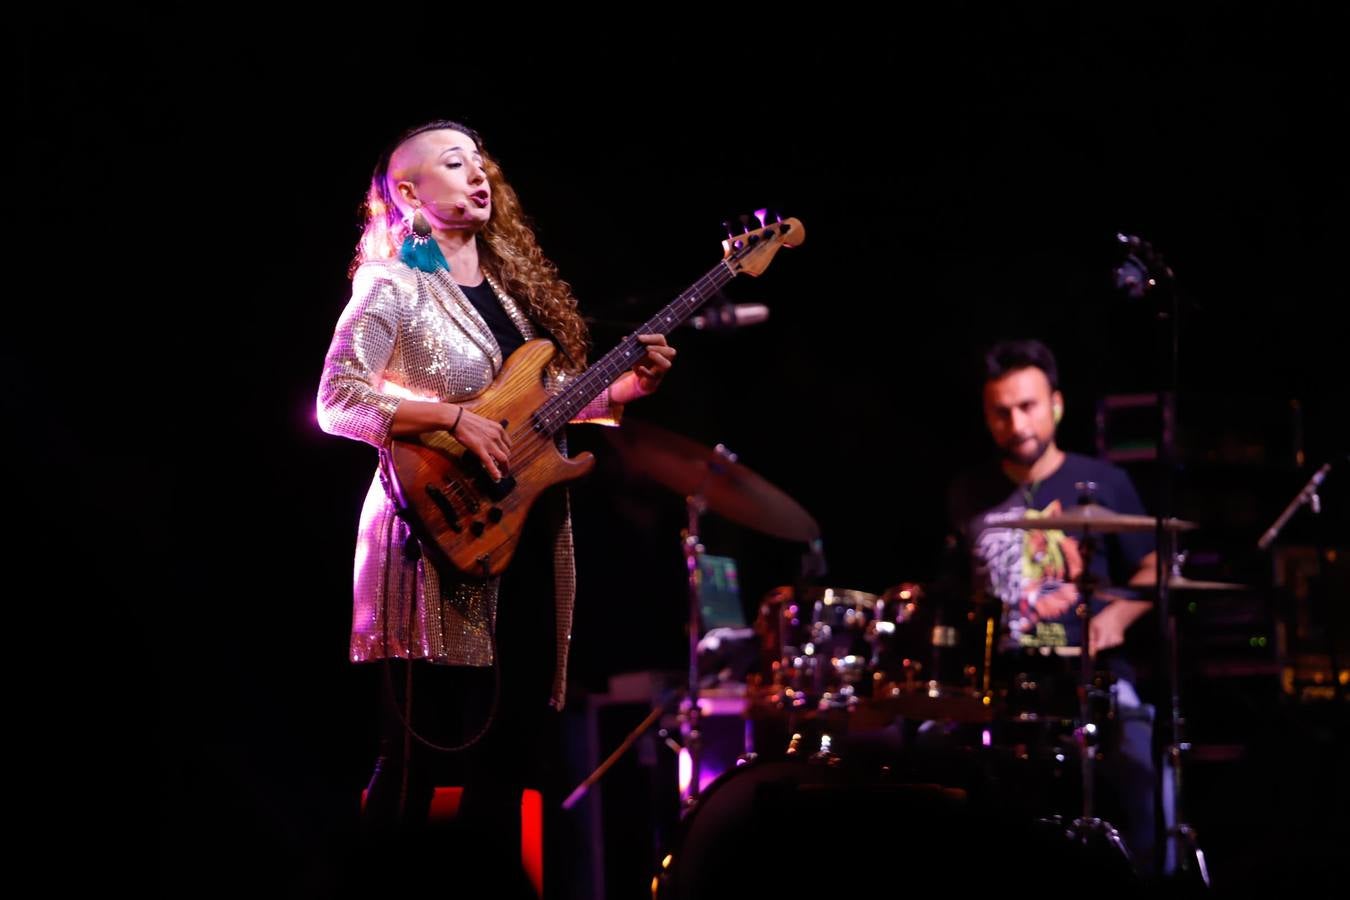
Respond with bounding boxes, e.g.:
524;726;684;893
317;259;618;706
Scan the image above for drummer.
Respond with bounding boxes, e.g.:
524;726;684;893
945;338;1165;879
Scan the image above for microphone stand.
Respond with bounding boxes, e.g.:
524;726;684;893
1258;462;1340;704
1257;464;1331;552
1115;234;1207;886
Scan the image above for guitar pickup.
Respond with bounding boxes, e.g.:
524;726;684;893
458;453;516;501
478;474;516;502
424;485;463;532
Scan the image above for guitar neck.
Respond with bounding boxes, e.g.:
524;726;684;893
534;260;735;434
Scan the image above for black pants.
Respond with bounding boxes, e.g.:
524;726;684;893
361;494;563;896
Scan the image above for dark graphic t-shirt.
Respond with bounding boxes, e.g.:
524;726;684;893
947;453;1153;654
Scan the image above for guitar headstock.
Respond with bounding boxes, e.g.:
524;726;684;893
721;209;805;277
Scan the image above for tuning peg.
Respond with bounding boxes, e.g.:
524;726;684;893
753;208;768;228
722;220;738;240
739;213;755;231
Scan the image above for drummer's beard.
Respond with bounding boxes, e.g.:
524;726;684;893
1000;434;1051;467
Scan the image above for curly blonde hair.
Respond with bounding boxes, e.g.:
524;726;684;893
353;120;589;374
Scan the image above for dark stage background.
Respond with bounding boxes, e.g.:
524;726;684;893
19;7;1347;897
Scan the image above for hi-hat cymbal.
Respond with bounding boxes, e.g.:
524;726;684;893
1128;577;1252;591
1003;503;1198;533
1129;570;1253;591
603;419;821;543
1165;576;1252;591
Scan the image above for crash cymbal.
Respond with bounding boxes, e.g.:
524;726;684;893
603;419;821;543
1004;503;1198;533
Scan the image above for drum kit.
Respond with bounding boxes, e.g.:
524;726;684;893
565;418;1237;895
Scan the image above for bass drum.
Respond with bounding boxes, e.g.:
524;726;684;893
655;751;1142;899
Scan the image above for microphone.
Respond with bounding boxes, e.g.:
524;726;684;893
1113;234;1151;299
1112;232;1173;299
1258;462;1333;551
689;303;770;331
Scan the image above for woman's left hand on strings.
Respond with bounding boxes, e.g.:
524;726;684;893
631;333;676;395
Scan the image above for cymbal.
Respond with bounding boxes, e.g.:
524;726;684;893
1129;571;1253;591
1004;503;1198;533
1166;576;1252;591
603;419;821;543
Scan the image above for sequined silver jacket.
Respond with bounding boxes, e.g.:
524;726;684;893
317;258;618;707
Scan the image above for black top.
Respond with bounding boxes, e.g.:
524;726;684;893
458;278;558;699
459;278;527;360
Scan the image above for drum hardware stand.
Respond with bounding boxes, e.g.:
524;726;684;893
1059;482;1163;878
560;444;739;813
1156;529;1212;885
1072;481;1103;823
566;422;824;823
561;695;676;811
674;442;748;807
679;479;711;807
981;614;996;698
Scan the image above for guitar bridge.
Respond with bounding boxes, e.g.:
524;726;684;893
446;479;480;513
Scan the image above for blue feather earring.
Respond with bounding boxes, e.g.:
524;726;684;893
399;207;451;274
